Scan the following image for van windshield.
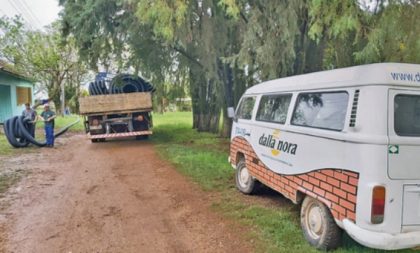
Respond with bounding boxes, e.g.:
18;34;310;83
395;94;420;136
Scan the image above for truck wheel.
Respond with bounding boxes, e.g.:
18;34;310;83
300;196;342;250
235;159;259;194
91;139;98;143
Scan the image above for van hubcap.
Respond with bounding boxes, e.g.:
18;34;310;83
238;166;250;188
306;204;323;239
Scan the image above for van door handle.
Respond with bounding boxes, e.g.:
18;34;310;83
244;133;251;136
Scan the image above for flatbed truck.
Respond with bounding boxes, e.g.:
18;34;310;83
79;92;153;142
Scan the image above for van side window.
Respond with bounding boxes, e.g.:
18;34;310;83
256;94;292;124
236;97;256;120
291;92;349;131
394;94;420;136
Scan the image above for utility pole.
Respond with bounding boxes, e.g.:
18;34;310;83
61;81;65;116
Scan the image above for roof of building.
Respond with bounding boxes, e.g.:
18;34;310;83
245;63;420;95
0;60;35;84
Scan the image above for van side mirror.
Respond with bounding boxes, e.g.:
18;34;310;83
227;107;235;118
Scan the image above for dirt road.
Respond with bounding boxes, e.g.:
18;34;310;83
0;135;252;253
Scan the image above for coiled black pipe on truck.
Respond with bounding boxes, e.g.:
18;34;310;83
88;75;154;95
88;80;108;95
2;115;80;148
109;74;155;94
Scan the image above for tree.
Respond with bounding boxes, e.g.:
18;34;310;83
60;0;180;113
308;0;420;68
0;16;89;113
59;0;420;135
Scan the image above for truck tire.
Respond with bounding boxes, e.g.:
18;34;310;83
300;196;342;250
235;159;259;194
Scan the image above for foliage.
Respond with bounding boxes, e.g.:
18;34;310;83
308;0;420;68
60;0;188;114
0;16;89;113
354;1;420;63
59;0;420;136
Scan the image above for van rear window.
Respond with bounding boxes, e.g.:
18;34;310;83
236;97;255;120
256;94;292;124
394;95;420;136
292;92;349;131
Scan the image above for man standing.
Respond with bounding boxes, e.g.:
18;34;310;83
22;103;37;138
39;104;57;147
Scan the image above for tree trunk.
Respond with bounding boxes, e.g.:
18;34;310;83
219;61;234;138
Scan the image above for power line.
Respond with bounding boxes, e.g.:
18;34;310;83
6;0;34;30
13;0;40;28
17;0;43;28
14;0;36;23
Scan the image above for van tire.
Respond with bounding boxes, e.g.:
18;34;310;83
235;160;259;194
300;196;342;250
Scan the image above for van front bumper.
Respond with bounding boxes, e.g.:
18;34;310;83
343;219;420;250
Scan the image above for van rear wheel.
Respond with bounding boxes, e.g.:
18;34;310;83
235;160;259;194
300;196;342;250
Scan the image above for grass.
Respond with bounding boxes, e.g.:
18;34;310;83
0;134;14;156
152;112;414;253
36;114;84;132
153;112;232;190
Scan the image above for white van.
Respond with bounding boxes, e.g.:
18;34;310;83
229;63;420;250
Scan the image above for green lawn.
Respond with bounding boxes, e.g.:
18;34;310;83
0;134;14;156
36;114;84;132
152;112;414;253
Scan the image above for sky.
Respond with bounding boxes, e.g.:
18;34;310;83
0;0;61;30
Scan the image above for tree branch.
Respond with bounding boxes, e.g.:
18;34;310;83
171;45;204;69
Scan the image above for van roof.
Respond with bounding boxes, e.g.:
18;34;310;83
245;63;420;95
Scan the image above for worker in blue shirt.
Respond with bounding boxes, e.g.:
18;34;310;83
38;104;57;147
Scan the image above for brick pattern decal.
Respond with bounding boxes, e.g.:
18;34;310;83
230;137;359;222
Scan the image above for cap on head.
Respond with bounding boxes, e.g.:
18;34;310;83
44;104;50;108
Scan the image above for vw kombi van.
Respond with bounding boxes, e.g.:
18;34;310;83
229;63;420;250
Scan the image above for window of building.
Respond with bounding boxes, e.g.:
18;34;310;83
16;86;32;106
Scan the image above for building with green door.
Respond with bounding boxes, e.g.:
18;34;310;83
0;62;35;123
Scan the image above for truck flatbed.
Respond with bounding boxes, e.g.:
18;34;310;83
79;93;152;115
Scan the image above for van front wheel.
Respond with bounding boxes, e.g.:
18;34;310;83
235;160;259;194
300;196;342;250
